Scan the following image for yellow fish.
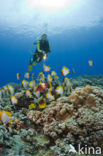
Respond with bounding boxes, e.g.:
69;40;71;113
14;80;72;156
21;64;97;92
32;86;36;92
2;86;9;96
29;103;36;109
17;73;20;80
22;80;28;88
61;66;70;76
32;73;35;79
45;92;55;101
56;86;64;95
43;64;51;72
0;90;3;98
47;74;52;82
64;78;71;86
25;90;32;98
33;90;40;98
3;86;8;91
10;96;18;104
8;85;15;95
38;72;45;83
40;76;46;83
67;85;72;93
29;80;36;88
39;99;46;109
51;71;57;76
39;72;44;76
0;111;13;124
53;75;59;81
88;60;93;66
3;86;8;95
48;82;53;92
24;72;30;79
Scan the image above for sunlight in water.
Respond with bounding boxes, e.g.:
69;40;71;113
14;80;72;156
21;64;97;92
27;0;77;12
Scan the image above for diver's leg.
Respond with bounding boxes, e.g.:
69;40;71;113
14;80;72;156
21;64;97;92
33;52;38;61
37;53;43;63
28;58;33;72
29;52;37;65
32;52;39;65
28;53;36;71
33;54;43;66
29;58;33;65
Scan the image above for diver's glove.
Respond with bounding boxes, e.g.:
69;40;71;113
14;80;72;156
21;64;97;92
42;51;45;55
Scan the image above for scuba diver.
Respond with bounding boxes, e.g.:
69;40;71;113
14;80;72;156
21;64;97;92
28;34;50;72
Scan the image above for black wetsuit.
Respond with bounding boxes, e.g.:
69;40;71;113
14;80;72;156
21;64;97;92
33;39;50;63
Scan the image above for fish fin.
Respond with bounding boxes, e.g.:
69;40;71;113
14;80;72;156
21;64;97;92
28;64;33;72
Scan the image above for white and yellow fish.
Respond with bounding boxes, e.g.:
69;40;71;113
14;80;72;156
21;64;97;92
3;86;9;96
22;80;28;88
88;60;93;66
17;73;20;80
3;86;8;91
2;89;5;96
64;78;71;86
66;86;72;93
0;89;3;98
51;71;57;76
3;86;8;95
61;66;70;76
24;72;30;79
39;72;44;77
32;86;36;92
40;76;46;83
47;74;52;82
38;72;45;82
48;82;53;92
45;92;55;101
32;73;34;79
53;75;59;81
25;90;32;98
29;80;36;88
0;111;13;124
56;86;64;95
8;85;15;95
10;96;18;104
33;90;40;98
43;64;51;72
64;78;72;93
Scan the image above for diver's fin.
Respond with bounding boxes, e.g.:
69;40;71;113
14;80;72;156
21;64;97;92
28;64;33;72
32;62;37;66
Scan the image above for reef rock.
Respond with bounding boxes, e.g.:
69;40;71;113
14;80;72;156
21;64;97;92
27;85;103;151
71;75;103;89
50;138;77;156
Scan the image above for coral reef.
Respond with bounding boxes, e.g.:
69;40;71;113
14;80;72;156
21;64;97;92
71;75;103;89
0;75;103;155
27;85;103;152
50;138;77;156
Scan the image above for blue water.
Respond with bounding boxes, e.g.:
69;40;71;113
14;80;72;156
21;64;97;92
0;2;103;87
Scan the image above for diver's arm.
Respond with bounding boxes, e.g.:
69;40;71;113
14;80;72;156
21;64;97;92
37;41;42;53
